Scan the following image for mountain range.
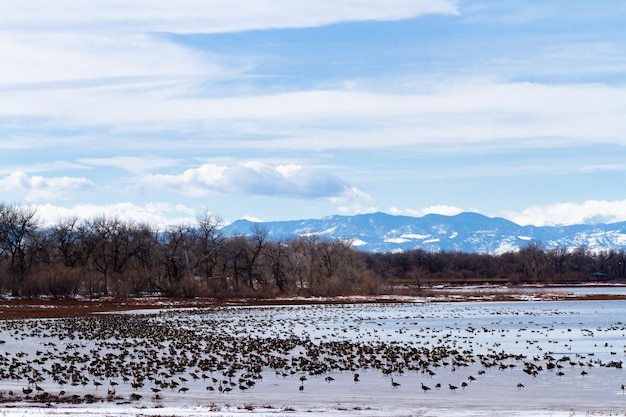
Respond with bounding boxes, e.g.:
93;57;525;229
220;212;626;254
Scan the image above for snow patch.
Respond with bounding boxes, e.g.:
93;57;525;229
300;226;337;237
385;234;432;244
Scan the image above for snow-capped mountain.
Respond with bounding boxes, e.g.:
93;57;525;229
220;212;626;254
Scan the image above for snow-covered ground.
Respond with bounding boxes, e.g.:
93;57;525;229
0;300;624;416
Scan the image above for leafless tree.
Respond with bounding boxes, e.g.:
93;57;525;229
0;204;39;296
263;240;291;291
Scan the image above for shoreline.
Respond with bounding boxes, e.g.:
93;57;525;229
1;284;625;319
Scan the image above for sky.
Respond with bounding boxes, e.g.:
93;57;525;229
2;0;626;228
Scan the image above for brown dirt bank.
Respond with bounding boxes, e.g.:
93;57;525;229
1;289;625;319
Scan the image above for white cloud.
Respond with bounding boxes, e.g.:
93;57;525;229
337;204;379;216
0;1;458;92
389;205;468;217
28;199;626;230
0;32;231;86
141;161;370;201
502;199;626;226
0;160;88;175
328;187;373;204
3;82;626;154
0;0;623;157
239;215;264;223
32;202;197;229
350;201;626;227
2;1;624;229
389;201;626;227
0;172;96;202
0;1;459;34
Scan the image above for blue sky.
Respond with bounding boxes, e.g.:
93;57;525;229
2;0;626;227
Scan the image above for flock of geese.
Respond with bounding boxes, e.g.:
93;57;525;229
0;303;622;408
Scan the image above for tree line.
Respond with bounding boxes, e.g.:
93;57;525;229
0;203;624;298
365;243;626;287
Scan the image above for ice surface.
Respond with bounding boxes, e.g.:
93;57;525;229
0;300;624;416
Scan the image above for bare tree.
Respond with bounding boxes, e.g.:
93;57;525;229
0;204;39;296
240;224;269;289
82;216;144;295
194;211;225;288
263;240;291;291
520;241;546;282
159;225;191;286
119;222;157;295
49;216;84;268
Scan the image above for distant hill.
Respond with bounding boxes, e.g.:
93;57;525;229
220;212;626;254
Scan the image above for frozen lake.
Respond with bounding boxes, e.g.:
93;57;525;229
0;300;624;416
431;284;626;296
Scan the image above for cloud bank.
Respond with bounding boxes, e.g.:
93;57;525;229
0;172;96;202
503;200;626;227
33;202;197;229
142;162;369;201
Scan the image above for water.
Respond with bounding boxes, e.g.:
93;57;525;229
0;300;624;416
431;284;626;296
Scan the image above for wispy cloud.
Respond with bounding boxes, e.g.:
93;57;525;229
0;1;459;92
78;156;180;174
0;160;88;175
141;162;370;201
11;78;626;137
3;83;626;156
3;1;625;157
2;0;625;227
0;32;234;88
1;1;459;33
